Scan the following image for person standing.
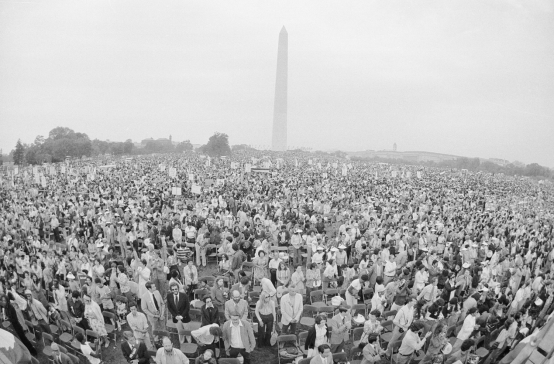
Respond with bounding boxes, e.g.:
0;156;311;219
225;290;249;321
222;313;256;364
385;294;417;358
166;280;192;341
255;292;276;347
127;302;153;350
141;281;165;343
395;322;432;364
280;285;303;334
329;306;351;353
346;274;368;308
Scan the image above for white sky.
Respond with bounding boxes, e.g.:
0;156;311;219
1;0;553;166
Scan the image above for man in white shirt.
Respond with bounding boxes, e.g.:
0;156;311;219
222;313;256;364
452;307;479;354
385;295;417;357
383;255;397;286
280;285;303;334
345;274;368;308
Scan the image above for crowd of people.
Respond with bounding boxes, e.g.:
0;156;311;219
0;150;553;364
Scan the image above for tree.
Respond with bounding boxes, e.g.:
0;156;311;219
202;132;231;157
13;139;25;165
175;140;193;152
123;139;134;154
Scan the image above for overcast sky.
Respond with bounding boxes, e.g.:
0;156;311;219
1;0;553;166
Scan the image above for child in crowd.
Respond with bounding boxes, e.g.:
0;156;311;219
115;298;128;326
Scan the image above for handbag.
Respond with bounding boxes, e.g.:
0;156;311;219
270;329;278;346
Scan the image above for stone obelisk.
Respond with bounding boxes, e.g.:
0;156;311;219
272;26;288;151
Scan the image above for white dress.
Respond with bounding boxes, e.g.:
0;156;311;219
137;266;151;299
307;325;328;357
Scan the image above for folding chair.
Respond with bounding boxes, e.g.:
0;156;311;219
297;331;309;356
474;335;489;358
310;290;324;304
323;289;339;304
103;311;118;342
24;320;37;344
352;327;365;348
194;288;210;300
189;308;202;322
300;305;317;328
41;333;55;358
178;329;198;357
379;320;394;348
351;304;367;320
67;353;80;363
389;339;403;364
276;334;298;364
86;330;101;359
205;244;218;265
197;276;216;286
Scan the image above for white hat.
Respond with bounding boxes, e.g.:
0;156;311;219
471;243;478;248
330;247;338;252
67;272;75;280
420;247;428;252
462;262;471;269
296;229;302;233
535;298;544;306
96;241;104;248
338;244;347;250
375;284;385;293
317;246;324;251
441;343;452;355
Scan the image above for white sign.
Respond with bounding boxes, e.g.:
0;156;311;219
191;184;202;194
40;176;47;187
172;187;182;196
332;163;338;169
245;164;251;173
188;173;194;181
61;166;66;173
392;171;397;178
169;168;177;178
417;171;422;179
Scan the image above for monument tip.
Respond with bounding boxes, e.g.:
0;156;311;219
280;26;287;33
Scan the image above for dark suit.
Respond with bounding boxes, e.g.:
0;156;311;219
201;304;219;326
121;340;149;364
167;292;191;323
52;353;72;364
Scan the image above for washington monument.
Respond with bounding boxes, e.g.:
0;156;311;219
272;26;288;151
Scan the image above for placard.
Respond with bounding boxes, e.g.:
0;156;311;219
191;184;202;194
169;168;177;178
172;187;182;196
417;171;422;179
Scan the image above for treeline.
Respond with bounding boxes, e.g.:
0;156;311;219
350;155;553;179
9;127;193;165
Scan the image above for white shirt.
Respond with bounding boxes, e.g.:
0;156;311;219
457;314;476;340
384;260;397;277
230;321;244;348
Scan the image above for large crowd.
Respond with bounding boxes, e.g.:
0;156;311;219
0;150;553;364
